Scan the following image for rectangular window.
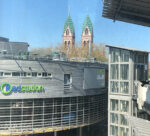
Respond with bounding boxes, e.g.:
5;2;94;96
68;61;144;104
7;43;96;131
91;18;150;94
120;114;128;126
138;55;144;63
136;65;145;81
32;72;37;77
111;48;120;63
0;72;3;76
42;72;47;77
38;73;42;77
27;73;32;77
120;82;129;94
120;100;129;113
121;50;130;62
120;127;129;136
111;64;119;79
12;72;20;76
4;72;12;77
110;81;119;93
110;99;118;111
110;113;118;124
120;64;129;80
21;72;26;77
47;73;52;77
64;74;71;84
110;125;118;136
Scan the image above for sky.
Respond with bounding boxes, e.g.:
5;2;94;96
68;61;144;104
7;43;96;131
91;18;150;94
0;0;150;51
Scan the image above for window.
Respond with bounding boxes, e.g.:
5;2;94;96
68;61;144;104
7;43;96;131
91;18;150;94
83;41;86;46
64;74;71;84
121;50;130;62
4;72;12;77
12;72;20;76
68;41;70;46
120;64;129;80
120;114;128;126
120;82;129;94
110;113;118;124
0;72;3;76
48;73;52;77
111;64;119;79
111;48;120;62
120;100;129;113
110;99;118;111
27;73;32;77
136;64;145;81
21;72;26;77
110;125;118;136
65;41;67;46
66;29;69;35
32;72;37;77
85;28;88;35
120;127;129;136
110;81;119;93
38;73;42;77
42;72;47;77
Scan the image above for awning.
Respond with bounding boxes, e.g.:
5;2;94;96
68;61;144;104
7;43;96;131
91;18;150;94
102;0;150;27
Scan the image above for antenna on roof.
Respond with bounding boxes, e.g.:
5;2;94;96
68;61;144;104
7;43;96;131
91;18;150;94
68;5;70;16
86;8;88;15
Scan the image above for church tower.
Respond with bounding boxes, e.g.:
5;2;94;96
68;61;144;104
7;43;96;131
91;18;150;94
63;15;75;48
81;15;93;47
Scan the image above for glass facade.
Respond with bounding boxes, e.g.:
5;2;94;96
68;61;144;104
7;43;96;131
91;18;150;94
0;94;107;135
110;99;129;136
110;113;118;124
121;50;130;62
111;64;119;80
110;81;119;93
111;48;120;63
120;64;129;80
110;49;130;95
109;47;149;136
109;47;131;136
110;100;118;111
110;125;118;136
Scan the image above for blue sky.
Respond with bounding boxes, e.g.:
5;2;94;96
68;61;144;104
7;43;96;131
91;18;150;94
0;0;150;50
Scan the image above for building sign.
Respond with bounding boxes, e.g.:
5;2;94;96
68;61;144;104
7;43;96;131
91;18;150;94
84;68;105;89
0;82;44;95
97;69;105;80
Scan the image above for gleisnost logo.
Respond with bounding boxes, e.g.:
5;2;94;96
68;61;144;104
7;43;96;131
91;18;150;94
0;82;44;95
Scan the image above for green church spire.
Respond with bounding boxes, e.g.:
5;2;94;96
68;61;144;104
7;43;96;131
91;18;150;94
63;15;75;35
82;15;93;34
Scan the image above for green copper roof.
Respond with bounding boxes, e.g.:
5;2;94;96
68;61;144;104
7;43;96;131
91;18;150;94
63;15;74;35
82;15;93;34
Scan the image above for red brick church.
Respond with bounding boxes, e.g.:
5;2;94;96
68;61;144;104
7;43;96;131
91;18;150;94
62;14;93;48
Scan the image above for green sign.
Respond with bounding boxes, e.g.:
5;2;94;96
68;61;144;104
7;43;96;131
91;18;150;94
0;82;44;95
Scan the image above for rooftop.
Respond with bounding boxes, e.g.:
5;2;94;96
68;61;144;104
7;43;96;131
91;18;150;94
102;0;150;27
0;37;9;42
82;15;93;34
63;15;75;35
106;45;150;53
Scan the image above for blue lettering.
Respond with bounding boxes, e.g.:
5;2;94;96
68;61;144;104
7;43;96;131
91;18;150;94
17;85;21;92
12;86;17;92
